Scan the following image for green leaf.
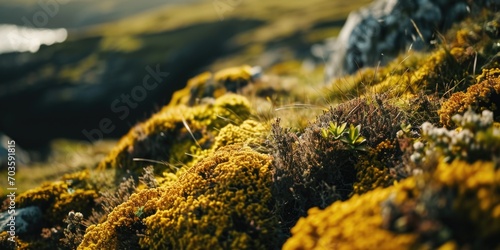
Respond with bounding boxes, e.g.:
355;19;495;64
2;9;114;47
338;122;347;135
321;128;329;138
355;144;370;152
354;137;366;145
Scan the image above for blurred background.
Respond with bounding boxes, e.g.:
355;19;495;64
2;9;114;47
0;0;372;164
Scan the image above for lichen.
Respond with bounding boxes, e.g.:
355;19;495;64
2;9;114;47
284;157;500;250
414;108;500;164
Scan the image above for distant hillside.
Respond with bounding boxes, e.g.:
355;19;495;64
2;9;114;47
0;0;199;29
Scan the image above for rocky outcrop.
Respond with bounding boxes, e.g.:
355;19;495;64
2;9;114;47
317;0;498;80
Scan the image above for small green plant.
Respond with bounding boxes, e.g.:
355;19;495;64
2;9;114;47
135;206;145;219
341;124;369;151
321;122;368;151
322;121;347;139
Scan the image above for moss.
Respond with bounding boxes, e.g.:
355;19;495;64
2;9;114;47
439;69;500;127
97;93;252;179
434;160;500;240
80;144;279;249
328;45;476;101
282;179;418;250
284;158;500;249
168;71;215;106
211;119;269;152
383;160;500;249
326;13;491;103
270;96;408;239
78;187;163;249
141;144;278;249
0;231;29;250
352;139;400;196
5;170;97;227
214;65;254;92
168;65;255;107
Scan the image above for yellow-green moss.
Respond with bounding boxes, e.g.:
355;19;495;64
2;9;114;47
169;119;269;182
214;65;253;84
352;139;399;195
284;156;500;250
141;144;278;249
168;65;254;107
283;179;418;250
11;170;97;226
78;187;163;249
80;144;279;249
0;231;29;250
168;71;214;106
439;69;500;127
211;119;268;151
434;160;500;240
98;93;252;177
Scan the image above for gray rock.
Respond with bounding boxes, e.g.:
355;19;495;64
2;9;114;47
318;0;477;80
0;206;43;235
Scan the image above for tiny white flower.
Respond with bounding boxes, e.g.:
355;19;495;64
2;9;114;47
413;141;424;151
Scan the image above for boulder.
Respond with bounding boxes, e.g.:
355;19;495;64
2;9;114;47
0;206;42;235
317;0;491;80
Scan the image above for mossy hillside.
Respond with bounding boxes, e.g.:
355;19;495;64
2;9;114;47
0;139;115;197
4;4;500;250
80;144;279;249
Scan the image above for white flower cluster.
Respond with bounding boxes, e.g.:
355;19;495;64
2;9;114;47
412;109;497;163
452;109;494;131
